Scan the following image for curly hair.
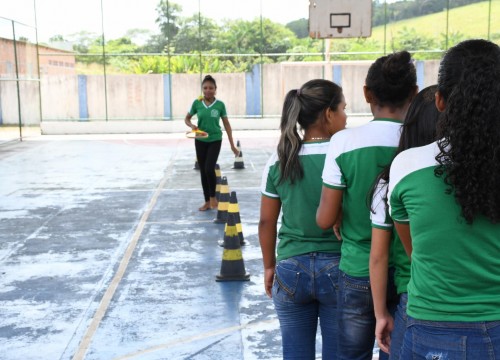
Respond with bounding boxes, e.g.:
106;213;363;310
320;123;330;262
435;39;500;224
365;50;417;108
278;79;343;184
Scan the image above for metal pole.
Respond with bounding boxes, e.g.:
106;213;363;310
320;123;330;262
383;0;387;55
445;0;450;50
167;0;172;119
260;0;264;118
12;21;23;140
198;0;202;84
33;0;43;128
100;0;109;121
487;0;492;40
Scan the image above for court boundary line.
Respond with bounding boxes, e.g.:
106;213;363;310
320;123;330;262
72;152;178;360
112;318;278;360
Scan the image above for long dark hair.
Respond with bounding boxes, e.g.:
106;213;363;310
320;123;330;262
278;79;343;184
435;39;500;224
369;85;440;211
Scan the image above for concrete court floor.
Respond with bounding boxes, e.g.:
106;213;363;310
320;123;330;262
0;129;380;360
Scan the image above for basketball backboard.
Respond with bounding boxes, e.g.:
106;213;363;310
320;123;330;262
309;0;372;39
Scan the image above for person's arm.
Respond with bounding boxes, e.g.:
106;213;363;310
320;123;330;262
316;186;343;230
370;227;393;354
258;195;281;298
394;222;412;258
221;116;239;156
184;112;197;130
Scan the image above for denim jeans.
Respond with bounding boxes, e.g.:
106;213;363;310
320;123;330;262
389;292;408;360
337;270;398;360
272;252;341;360
400;317;500;359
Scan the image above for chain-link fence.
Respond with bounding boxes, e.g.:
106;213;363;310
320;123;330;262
1;0;499;135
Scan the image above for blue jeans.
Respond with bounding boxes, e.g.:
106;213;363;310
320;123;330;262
337;270;398;360
400;317;500;359
389;292;408;360
272;252;341;360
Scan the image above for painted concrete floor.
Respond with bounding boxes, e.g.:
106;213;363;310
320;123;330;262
0;130;379;360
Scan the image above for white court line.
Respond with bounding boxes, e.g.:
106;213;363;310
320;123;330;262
112;318;279;360
72;153;177;360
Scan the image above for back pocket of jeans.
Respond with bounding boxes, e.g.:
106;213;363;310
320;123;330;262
342;276;372;310
273;261;300;298
410;325;466;360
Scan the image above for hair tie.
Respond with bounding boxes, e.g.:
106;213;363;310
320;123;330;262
297;89;301;96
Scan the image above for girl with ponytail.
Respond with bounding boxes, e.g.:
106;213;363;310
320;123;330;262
259;79;346;359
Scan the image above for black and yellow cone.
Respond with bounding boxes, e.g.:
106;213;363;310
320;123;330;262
214;176;230;224
215;164;222;201
220;191;246;246
216;211;250;282
194;158;200;170
232;140;245;169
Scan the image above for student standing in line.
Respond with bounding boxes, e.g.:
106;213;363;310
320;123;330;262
317;51;417;360
369;85;440;359
185;75;239;211
389;39;500;359
259;79;347;359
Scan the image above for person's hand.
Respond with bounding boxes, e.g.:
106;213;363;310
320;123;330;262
375;311;394;355
191;125;198;131
333;209;343;241
264;268;275;298
231;145;239;157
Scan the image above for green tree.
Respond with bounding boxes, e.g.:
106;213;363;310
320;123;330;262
156;0;182;42
390;27;439;59
174;14;220;53
286;18;309;39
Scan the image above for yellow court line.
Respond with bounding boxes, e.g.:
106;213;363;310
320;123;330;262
72;155;176;360
113;318;278;360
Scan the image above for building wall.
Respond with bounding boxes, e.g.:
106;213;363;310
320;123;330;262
0;38;75;77
0;60;441;125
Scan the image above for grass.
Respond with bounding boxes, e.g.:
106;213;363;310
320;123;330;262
371;1;500;44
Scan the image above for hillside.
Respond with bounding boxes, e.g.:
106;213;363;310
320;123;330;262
370;1;500;43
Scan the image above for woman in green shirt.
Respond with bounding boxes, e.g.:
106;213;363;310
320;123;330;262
185;75;239;211
259;79;346;359
389;39;500;359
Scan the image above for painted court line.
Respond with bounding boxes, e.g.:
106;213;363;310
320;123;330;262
112;318;279;360
72;153;177;360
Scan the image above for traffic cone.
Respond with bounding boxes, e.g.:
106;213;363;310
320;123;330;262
232;140;245;169
194;158;200;170
214;176;229;224
219;191;246;246
216;211;250;282
215;164;222;201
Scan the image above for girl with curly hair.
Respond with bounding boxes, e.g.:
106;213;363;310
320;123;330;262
317;51;418;359
388;39;500;358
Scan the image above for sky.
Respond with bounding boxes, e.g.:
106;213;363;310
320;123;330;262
0;0;310;43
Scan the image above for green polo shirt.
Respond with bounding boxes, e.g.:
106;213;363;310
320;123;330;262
389;141;500;321
261;141;341;261
322;119;401;277
189;98;227;142
371;179;410;294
